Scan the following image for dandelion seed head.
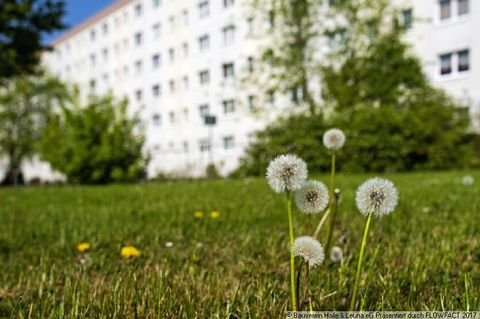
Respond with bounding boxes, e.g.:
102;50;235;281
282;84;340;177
330;246;344;263
355;177;398;217
266;154;308;193
295;180;329;213
462;175;474;186
292;236;324;268
165;242;174;248
323;128;346;150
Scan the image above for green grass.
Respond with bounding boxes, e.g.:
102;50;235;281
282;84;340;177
0;171;479;317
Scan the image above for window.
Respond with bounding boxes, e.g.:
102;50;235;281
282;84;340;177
153;0;161;8
247;17;254;36
247;95;256;110
152;23;161;39
224;0;234;8
199;139;210;152
222;25;235;45
199;104;210;117
268;90;275;105
168;16;175;31
199;70;210;85
135;4;143;17
89;79;96;92
134;32;143;46
152;114;161;126
183;108;189;121
458;0;469;15
440;53;452;75
152;54;161;69
169;48;175;62
183;141;189;153
152;84;161;97
290;87;303;103
182;43;189;57
169;111;175;124
135;89;143;102
439;0;451;20
222;63;234;79
102;74;109;86
182;10;189;25
402;8;413;30
199;1;209;18
90;54;96;66
458;50;470;72
328;29;347;51
102;48;108;60
268;10;275;29
223;100;235;114
199;35;210;51
183;76;189;90
102;23;108;34
247;57;254;73
223;136;235;150
169;80;175;93
135;60;143;74
90;29;96;42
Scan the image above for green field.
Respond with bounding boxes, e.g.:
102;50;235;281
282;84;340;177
1;171;479;318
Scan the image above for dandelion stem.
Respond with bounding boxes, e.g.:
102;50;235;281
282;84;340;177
296;260;303;310
313;207;330;239
350;210;373;311
304;261;310;312
325;152;337;255
287;192;297;311
325;190;339;256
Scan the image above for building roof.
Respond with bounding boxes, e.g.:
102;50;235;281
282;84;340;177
52;0;134;46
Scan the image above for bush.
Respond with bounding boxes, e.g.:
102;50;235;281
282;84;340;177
39;95;147;184
234;93;476;176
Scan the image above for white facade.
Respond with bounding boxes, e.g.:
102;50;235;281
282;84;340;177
40;0;478;179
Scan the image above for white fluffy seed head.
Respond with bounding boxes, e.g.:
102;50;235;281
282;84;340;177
330;246;343;263
295;180;329;214
355;177;398;217
323;128;346;151
266;154;308;193
462;175;474;186
292;236;324;268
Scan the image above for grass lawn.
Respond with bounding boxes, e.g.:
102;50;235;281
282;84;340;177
0;171;479;317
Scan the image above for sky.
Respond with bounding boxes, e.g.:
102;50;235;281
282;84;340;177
43;0;117;44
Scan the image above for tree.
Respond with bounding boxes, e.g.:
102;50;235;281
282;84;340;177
39;95;148;184
0;74;69;185
249;0;324;115
0;0;65;79
234;0;476;175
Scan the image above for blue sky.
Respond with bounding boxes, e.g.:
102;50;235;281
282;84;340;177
43;0;116;44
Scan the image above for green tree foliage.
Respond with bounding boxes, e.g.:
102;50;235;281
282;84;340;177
39;95;147;184
233;114;330;177
249;0;323;114
0;0;65;79
0;74;69;185
235;1;476;175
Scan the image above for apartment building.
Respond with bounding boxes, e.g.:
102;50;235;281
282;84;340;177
38;0;479;180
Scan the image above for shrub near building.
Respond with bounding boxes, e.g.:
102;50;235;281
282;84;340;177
39;95;147;184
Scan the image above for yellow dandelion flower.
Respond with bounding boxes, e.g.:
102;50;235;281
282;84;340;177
121;246;141;258
210;210;221;219
76;242;91;253
194;211;204;219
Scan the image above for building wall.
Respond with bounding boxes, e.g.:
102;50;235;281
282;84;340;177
39;0;478;181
